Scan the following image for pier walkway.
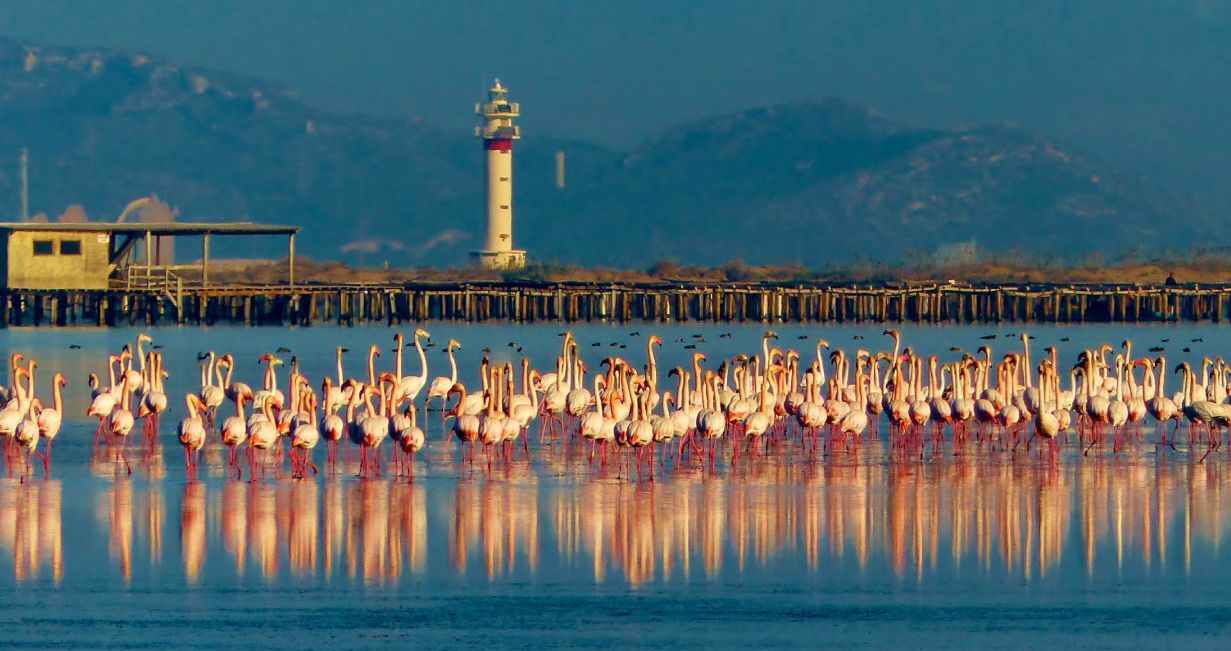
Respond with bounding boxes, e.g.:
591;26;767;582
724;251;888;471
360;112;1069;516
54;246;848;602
3;280;1230;327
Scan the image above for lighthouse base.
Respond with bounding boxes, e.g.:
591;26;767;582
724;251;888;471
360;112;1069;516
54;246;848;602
471;249;527;270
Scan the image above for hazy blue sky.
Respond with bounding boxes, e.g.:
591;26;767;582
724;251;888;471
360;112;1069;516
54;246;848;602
1;1;1229;202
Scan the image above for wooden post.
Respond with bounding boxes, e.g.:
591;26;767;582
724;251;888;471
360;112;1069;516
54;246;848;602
144;230;153;283
202;233;210;288
288;233;296;287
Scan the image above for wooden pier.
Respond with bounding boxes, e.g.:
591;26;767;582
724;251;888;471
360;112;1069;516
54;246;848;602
3;281;1231;327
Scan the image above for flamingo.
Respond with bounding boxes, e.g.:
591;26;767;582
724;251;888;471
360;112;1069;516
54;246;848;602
426;339;461;432
397;403;426;480
221;353;252;404
13;379;39;481
87;354;121;447
580;374;608;461
1020;360;1060;459
358;377;390;477
540;355;569;439
0;353;22;405
0;360;30;454
140;352;168;447
837;376;870;442
627;381;655;479
565;342;594;424
247;401;279;481
35;372;65;472
290;392;321;478
200;352;225;429
178;394;207;479
741;365;773;455
221;387;251;477
447;383;482;461
509;365;539;454
394;328;431;403
108;373;135;475
320;377;349;471
1145;357;1179;446
479;365;507;467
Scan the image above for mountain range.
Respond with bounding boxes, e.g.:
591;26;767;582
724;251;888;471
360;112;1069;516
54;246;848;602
0;36;1210;268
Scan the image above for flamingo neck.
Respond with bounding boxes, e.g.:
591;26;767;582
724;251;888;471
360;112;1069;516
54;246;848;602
415;334;428;383
395;336;404;380
1022;334;1032;388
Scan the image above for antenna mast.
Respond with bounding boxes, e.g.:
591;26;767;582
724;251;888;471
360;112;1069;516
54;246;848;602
19;147;28;221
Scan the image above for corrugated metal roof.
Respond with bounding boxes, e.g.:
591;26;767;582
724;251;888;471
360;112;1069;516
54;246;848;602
0;222;299;235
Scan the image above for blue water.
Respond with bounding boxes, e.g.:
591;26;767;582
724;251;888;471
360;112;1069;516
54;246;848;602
2;322;1231;649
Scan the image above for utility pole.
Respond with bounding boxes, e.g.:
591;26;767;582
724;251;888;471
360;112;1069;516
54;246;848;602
19;147;28;221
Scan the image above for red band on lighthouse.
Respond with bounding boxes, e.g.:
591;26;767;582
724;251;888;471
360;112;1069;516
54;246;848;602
485;139;513;152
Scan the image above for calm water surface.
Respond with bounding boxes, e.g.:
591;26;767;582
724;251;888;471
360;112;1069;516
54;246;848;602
2;322;1231;649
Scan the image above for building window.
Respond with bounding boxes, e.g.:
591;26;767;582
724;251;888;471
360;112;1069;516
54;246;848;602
60;239;82;255
499;205;509;209
499;177;509;181
32;240;53;256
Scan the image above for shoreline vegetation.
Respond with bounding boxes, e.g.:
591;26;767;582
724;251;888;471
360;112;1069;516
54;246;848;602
208;253;1228;286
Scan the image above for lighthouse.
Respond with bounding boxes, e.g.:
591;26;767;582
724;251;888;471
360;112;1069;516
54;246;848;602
472;79;527;269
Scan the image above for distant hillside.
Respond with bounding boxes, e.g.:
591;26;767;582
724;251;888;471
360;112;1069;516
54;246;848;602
537;101;1207;266
0;36;1208;267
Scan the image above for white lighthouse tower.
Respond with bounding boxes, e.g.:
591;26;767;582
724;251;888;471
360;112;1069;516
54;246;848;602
472;79;527;269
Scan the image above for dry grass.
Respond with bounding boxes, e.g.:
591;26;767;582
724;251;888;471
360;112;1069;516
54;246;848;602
199;254;1231;286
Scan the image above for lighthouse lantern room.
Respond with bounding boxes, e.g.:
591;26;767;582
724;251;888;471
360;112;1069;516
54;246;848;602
471;79;527;270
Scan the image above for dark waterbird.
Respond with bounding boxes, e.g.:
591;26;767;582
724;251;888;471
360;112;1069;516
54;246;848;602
979;335;996;340
1149;346;1165;352
68;344;82;350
